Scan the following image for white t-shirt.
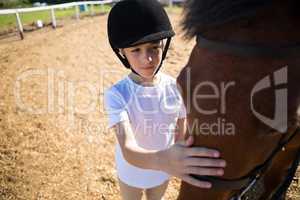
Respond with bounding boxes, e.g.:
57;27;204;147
104;72;186;189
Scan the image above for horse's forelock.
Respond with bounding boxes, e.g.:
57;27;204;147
182;0;274;39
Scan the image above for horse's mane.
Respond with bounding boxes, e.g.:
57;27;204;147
182;0;299;38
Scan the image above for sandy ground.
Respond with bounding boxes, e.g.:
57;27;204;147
0;12;299;200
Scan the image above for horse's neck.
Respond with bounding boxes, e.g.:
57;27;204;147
178;31;300;180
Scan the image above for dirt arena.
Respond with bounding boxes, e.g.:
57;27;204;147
0;12;299;200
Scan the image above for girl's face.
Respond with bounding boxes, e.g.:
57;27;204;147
121;41;163;80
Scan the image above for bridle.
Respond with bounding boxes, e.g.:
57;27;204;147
191;126;299;199
191;34;300;200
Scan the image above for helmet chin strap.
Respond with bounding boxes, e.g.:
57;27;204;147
113;37;172;77
154;37;171;75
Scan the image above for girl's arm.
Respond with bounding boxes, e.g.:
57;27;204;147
112;120;227;189
112;120;161;170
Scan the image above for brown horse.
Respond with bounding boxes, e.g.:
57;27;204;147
176;0;300;199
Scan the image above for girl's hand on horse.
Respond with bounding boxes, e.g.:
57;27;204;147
158;135;226;188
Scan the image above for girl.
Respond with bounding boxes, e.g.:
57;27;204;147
105;0;226;199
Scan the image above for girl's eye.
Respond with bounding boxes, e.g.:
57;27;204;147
131;48;140;52
148;46;160;53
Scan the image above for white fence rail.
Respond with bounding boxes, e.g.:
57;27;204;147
0;1;114;14
0;0;182;40
0;0;115;39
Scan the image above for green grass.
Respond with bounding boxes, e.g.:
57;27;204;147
0;4;183;31
0;4;112;30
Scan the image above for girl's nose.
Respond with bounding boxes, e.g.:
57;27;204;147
143;52;153;64
147;56;153;62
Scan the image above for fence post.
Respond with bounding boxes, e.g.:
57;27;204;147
90;4;95;16
15;11;24;40
75;5;80;20
51;8;57;29
84;4;89;12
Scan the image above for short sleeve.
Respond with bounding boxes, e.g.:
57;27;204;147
104;87;129;128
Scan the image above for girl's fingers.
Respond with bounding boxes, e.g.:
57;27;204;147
185;147;220;158
184;166;224;176
184;157;226;168
181;174;212;188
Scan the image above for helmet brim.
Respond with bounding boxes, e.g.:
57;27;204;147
117;30;175;48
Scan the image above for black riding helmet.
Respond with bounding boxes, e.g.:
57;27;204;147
107;0;175;75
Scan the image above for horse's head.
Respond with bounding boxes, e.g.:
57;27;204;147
178;0;300;137
176;1;300;199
